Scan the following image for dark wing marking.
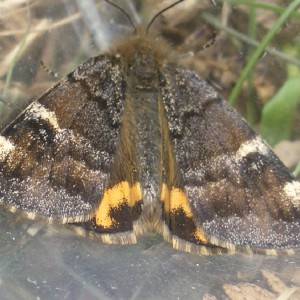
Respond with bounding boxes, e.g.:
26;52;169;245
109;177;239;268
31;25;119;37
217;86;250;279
0;55;126;223
161;66;300;251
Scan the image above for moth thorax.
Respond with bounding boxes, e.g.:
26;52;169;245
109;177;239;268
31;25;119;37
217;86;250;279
126;48;159;90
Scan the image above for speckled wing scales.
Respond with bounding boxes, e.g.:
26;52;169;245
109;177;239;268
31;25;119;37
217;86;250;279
0;55;127;224
161;67;300;254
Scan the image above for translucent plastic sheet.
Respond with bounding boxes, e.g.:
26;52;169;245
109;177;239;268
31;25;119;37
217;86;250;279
1;213;299;300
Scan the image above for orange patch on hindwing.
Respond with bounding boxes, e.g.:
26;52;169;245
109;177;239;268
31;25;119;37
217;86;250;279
95;181;142;229
161;183;209;244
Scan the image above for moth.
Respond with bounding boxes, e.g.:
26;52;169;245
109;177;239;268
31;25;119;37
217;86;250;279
0;0;299;255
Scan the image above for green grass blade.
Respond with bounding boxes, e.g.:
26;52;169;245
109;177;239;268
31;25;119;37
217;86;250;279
229;0;300;107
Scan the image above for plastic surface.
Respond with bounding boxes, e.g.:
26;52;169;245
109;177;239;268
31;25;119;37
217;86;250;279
1;212;299;300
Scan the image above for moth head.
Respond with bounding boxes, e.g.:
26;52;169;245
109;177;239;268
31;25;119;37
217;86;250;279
127;39;159;90
106;0;181;90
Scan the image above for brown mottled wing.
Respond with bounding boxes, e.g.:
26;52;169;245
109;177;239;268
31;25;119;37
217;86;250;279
0;55;125;223
161;67;300;251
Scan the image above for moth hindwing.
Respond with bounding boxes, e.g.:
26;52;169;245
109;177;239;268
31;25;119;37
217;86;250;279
0;14;299;256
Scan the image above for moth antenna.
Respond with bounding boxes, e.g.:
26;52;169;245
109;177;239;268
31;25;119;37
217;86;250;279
146;0;185;34
179;31;217;59
104;0;136;32
202;31;217;50
40;61;59;78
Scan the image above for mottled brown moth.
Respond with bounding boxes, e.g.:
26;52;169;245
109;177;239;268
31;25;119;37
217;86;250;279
0;0;299;255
